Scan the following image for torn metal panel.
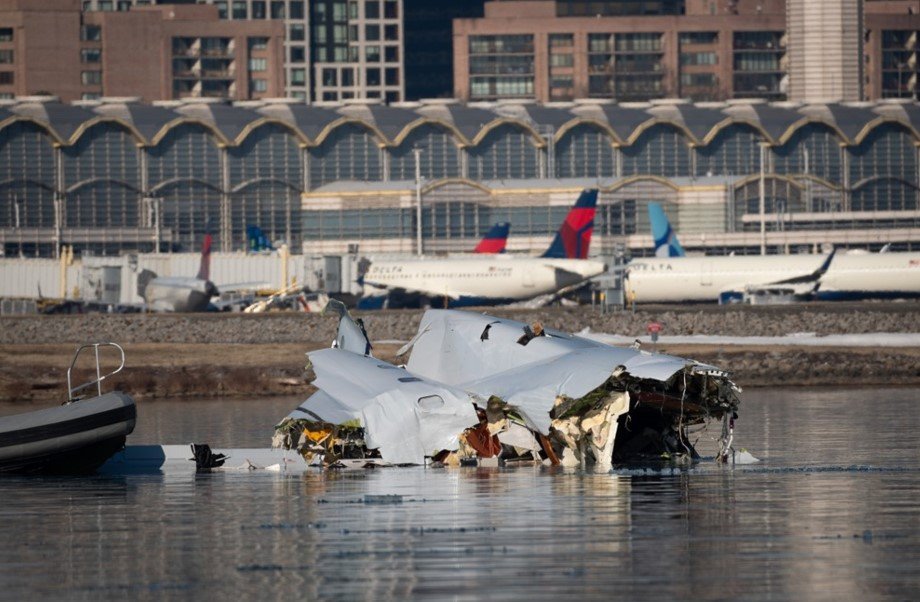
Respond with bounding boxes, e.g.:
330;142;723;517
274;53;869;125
405;310;714;385
300;348;479;465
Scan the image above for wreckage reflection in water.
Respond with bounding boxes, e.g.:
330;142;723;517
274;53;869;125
1;388;920;599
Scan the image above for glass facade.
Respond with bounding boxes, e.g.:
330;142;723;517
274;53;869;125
469;35;535;100
588;33;664;100
2;100;919;256
733;31;786;99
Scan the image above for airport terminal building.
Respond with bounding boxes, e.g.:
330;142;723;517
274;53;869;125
1;95;919;260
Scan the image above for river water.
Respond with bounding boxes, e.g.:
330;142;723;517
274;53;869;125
1;387;919;600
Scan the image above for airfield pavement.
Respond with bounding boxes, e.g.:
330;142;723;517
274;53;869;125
1;303;919;402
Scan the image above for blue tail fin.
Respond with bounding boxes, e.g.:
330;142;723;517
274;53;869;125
246;225;273;252
649;202;684;257
541;189;598;259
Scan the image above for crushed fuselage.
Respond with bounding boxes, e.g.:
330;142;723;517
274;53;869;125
275;308;741;470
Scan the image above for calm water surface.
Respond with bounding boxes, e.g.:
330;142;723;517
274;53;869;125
1;388;919;600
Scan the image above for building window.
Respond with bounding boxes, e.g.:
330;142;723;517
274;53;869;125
249;37;268;50
384;24;398;41
679;32;718;45
81;48;102;63
366;45;380;61
365;1;380;19
252;1;266;19
322;91;338;101
366;25;380;42
232;1;247;19
550;54;573;67
290;1;304;19
0;28;12;43
469;35;535;99
384;45;398;62
323;68;337;86
98;0;114;11
290;46;305;62
215;1;228;19
0;72;13;85
291;68;306;84
290;24;305;41
0;50;12;64
385;67;399;86
249;58;267;71
0;93;14;99
367;68;381;86
550;34;574;47
680;52;717;66
270;1;285;19
680;73;716;86
80;26;101;42
342;69;354;86
384;1;397;18
81;70;102;85
82;92;101;100
251;78;268;93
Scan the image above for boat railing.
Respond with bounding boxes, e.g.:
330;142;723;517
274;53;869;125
67;343;126;403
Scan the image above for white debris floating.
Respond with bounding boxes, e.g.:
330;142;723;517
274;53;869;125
274;303;743;470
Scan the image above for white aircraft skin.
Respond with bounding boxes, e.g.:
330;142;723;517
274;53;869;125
361;255;607;305
817;252;920;301
624;254;829;303
625;252;920;303
142;276;218;313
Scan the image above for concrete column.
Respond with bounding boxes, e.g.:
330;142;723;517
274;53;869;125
220;146;231;252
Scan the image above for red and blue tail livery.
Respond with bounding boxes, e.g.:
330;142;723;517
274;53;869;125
473;222;510;254
541;189;598;259
196;233;213;281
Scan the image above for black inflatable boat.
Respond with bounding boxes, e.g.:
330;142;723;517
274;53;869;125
0;343;136;475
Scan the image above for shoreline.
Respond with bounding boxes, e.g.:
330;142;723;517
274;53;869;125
2;341;919;403
2;305;918;402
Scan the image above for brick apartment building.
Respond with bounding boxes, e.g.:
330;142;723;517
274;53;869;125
0;0;284;102
452;0;920;103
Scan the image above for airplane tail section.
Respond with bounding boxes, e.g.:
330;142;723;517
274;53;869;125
247;225;273;252
541;189;598;259
196;234;213;281
137;269;157;299
649;202;685;257
474;222;510;254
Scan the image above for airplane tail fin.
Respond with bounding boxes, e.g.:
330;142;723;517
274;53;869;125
649;202;685;258
247;225;273;252
540;189;598;259
196;234;213;281
474;222;510;254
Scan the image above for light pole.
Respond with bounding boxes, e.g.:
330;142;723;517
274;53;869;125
759;142;768;255
414;147;423;256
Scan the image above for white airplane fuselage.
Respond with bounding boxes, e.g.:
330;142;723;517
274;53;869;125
361;255;607;305
625;252;920;303
143;276;218;312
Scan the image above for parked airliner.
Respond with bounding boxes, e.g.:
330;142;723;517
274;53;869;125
626;206;920;304
357;189;604;308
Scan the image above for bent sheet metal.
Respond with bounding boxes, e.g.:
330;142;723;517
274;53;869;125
275;307;742;469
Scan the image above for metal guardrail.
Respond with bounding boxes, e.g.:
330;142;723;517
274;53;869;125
66;342;125;403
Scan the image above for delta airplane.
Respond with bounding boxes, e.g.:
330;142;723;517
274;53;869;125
136;234;270;312
357;189;605;309
625;204;920;304
136;234;219;312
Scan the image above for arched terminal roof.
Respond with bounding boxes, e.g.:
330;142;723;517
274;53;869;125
1;97;919;149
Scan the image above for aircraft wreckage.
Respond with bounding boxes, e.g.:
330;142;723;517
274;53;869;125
273;304;743;471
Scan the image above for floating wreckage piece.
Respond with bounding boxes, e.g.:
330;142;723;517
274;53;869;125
275;307;742;469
